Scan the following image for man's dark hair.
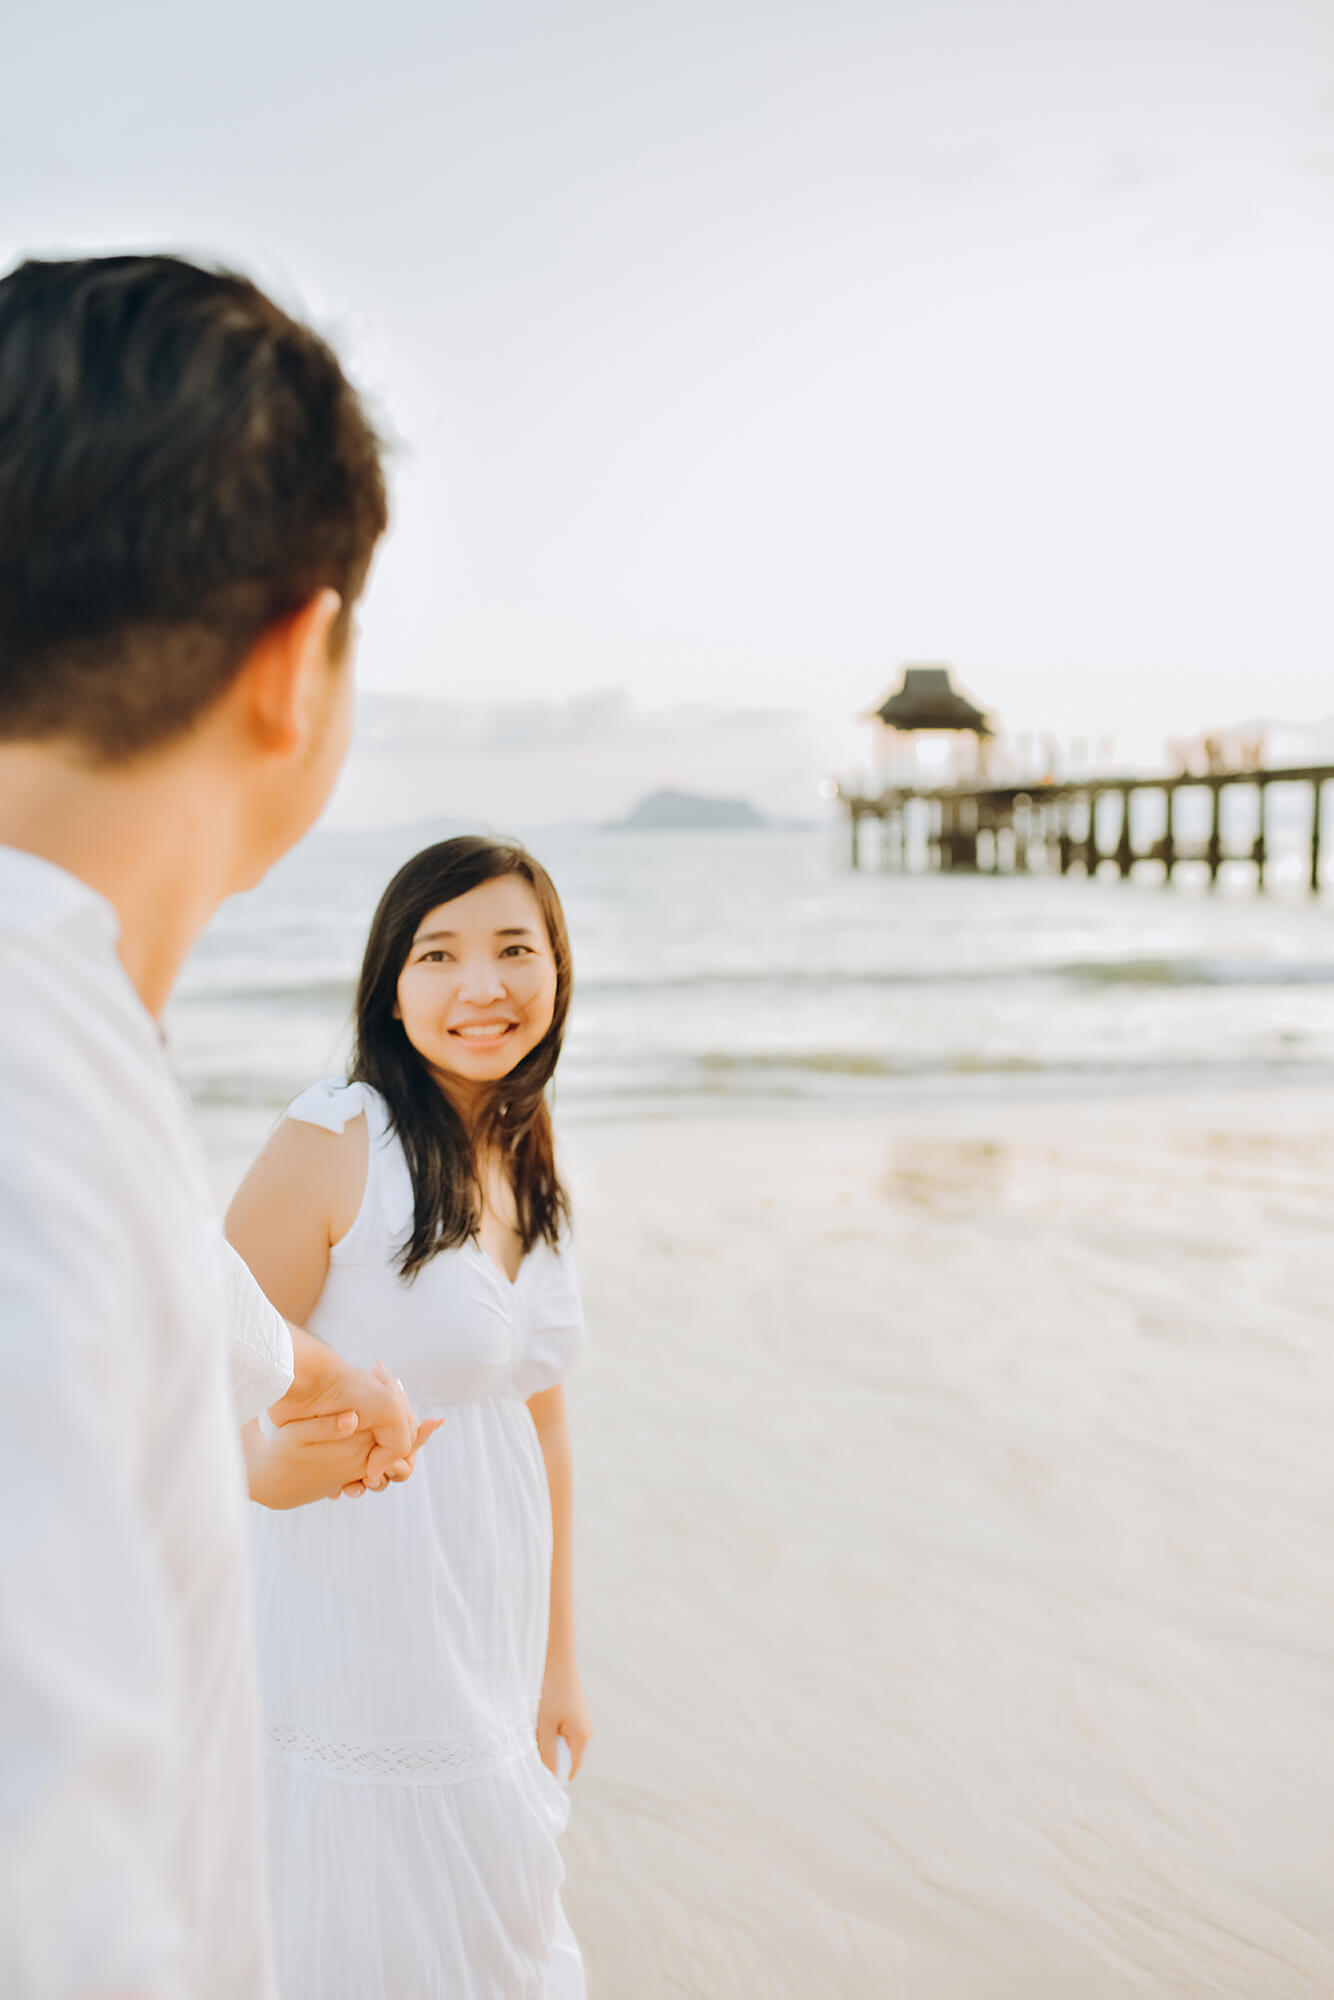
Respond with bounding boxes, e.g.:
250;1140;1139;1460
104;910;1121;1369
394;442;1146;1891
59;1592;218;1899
0;254;388;760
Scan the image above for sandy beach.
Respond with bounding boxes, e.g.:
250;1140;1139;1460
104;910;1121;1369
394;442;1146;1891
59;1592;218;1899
209;1083;1334;1997
553;1088;1334;1998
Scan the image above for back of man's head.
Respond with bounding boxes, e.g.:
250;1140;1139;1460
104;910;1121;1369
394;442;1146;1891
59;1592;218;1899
0;254;388;761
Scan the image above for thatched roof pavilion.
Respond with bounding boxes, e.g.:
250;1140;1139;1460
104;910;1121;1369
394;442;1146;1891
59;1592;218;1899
873;664;992;737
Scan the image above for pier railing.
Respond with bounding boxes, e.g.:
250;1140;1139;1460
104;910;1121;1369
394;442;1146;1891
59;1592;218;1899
837;765;1334;892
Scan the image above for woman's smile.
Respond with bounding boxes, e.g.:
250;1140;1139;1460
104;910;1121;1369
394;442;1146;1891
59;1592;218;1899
449;1020;518;1047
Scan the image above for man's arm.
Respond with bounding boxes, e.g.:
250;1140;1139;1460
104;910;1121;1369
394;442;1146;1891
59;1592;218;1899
220;1235;294;1421
0;1183;183;1995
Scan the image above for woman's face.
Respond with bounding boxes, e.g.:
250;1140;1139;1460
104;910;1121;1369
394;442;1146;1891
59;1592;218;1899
395;874;559;1092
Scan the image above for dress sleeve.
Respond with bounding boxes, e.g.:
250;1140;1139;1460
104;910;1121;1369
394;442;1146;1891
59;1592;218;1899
286;1076;368;1133
515;1238;586;1400
221;1236;295;1422
0;1139;185;1993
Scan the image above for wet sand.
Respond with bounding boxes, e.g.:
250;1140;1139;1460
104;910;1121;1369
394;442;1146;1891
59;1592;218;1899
206;1085;1334;1997
551;1090;1334;1998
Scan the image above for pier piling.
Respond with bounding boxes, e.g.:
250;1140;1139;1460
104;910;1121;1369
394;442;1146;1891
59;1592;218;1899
1254;781;1268;889
838;761;1334;894
1058;806;1073;876
1083;793;1100;877
1207;782;1223;888
1311;780;1323;894
1116;787;1134;878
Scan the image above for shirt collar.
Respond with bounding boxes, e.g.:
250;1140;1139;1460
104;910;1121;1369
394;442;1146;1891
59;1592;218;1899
0;845;123;949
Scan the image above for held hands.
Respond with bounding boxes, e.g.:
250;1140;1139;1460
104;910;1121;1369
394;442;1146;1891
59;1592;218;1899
536;1657;592;1783
360;1361;432;1490
244;1406;443;1509
265;1332;442;1500
244;1411;373;1510
337;1377;443;1499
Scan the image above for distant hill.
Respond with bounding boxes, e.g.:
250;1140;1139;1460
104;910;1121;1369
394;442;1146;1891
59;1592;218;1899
610;788;767;831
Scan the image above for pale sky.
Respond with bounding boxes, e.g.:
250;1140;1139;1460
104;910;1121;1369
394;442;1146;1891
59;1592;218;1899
5;0;1333;805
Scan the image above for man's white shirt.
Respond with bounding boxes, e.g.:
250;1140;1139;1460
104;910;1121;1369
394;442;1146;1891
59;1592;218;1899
0;846;293;1997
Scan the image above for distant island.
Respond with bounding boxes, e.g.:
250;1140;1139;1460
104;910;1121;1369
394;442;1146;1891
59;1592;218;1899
609;788;767;831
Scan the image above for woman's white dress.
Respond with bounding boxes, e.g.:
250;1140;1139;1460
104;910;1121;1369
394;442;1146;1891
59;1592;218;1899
249;1078;586;2000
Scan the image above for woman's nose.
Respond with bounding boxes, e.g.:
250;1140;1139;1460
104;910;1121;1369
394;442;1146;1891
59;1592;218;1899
456;957;508;1003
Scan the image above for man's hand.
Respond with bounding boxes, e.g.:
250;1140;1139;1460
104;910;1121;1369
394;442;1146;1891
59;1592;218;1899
269;1328;420;1490
244;1411;372;1509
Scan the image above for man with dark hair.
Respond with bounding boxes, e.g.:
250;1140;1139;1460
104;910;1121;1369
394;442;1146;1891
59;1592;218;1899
0;255;418;1995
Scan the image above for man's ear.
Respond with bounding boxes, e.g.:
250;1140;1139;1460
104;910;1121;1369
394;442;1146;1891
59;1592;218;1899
235;588;344;757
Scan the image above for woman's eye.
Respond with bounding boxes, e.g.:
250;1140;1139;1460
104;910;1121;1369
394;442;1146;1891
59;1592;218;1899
500;944;533;958
419;950;452;964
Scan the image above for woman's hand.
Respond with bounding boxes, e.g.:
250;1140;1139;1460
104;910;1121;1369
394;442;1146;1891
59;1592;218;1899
273;1343;433;1491
336;1415;443;1498
271;1335;418;1483
536;1658;592;1781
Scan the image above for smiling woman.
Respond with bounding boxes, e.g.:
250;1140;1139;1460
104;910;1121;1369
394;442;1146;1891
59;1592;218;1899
397;879;558;1083
223;835;590;2000
356;836;573;1278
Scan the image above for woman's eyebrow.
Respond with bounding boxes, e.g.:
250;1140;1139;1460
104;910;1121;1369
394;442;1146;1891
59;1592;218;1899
410;925;539;945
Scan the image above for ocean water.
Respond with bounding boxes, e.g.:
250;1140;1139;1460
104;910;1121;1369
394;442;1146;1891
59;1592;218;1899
170;817;1334;1151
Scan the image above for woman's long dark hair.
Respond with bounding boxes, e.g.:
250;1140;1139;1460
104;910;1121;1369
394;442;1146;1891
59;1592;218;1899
349;836;572;1279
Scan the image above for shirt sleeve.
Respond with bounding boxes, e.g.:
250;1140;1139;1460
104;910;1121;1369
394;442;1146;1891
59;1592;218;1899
0;1140;186;1996
220;1237;295;1422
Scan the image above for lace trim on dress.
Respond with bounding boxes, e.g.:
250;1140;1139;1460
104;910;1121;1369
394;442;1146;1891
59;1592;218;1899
265;1716;535;1787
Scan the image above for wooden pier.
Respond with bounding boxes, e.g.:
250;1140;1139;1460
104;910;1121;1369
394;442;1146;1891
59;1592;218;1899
837;765;1334;893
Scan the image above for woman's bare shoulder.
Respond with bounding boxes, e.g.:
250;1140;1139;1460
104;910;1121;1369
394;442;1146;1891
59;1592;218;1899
227;1105;369;1240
